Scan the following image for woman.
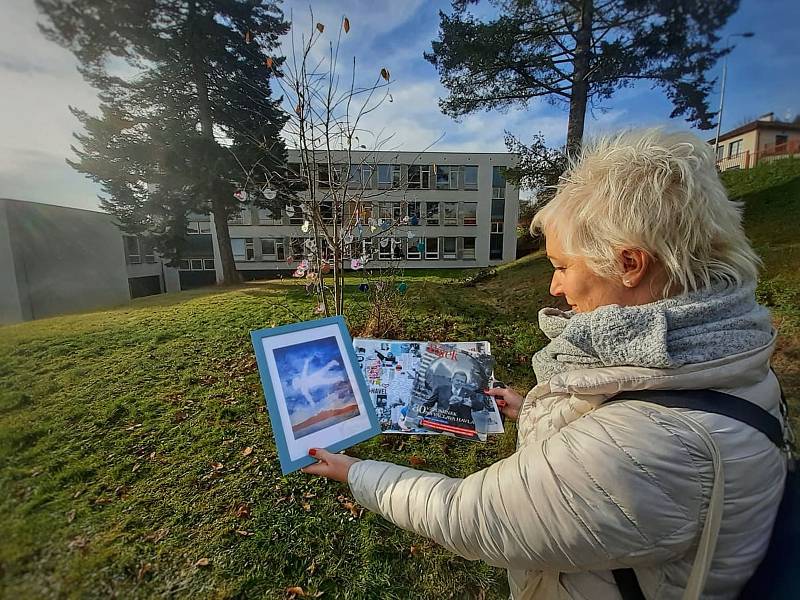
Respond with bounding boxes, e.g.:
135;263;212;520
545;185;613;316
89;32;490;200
304;129;787;599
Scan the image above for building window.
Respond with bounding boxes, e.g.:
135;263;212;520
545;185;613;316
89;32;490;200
378;237;393;260
408;165;430;189
231;238;255;261
288;200;304;225
261;238;285;261
377;164;400;188
715;145;724;161
491;222;504;234
407;239;422;260
228;208;250;225
317;164;344;188
492;165;506;188
392;238;405;260
442;237;457;259
775;134;789;148
728;140;742;158
407;201;421;222
123;235;141;264
490;234;503;260
187;220;211;234
463;166;478;190
258;208;282;225
491;198;505;222
348;164;373;189
178;258;214;271
425;237;439;260
462;237;476;260
436;165;459;190
425;202;440;225
443;202;458;226
290;237;306;260
141;238;155;264
461;202;477;226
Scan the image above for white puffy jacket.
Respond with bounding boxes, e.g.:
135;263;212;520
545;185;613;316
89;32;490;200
348;335;787;599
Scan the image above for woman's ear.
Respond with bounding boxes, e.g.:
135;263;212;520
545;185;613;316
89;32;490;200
620;248;650;287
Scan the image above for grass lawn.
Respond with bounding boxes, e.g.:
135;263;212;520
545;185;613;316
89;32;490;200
1;159;798;599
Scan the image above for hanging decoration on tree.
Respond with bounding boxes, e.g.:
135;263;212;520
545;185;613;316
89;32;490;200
262;187;277;200
351;258;364;270
301;221;310;233
410;215;419;226
416;241;425;253
321;262;331;274
343;233;354;244
379;237;389;248
234;190;248;202
285;205;296;218
286;256;294;265
381;220;392;231
407;231;415;239
397;282;408;295
358;283;369;293
314;303;325;314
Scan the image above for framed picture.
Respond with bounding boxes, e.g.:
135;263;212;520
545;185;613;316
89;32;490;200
251;316;380;474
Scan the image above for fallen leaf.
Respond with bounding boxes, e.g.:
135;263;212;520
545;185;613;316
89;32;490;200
242;446;253;456
302;502;311;512
173;410;188;423
143;527;169;543
235;529;253;536
343;17;350;33
149;451;156;460
68;535;89;551
306;560;316;575
315;22;324;33
409;455;426;467
194;557;210;567
410;545;417;556
72;489;83;499
132;463;141;473
286;586;305;598
211;462;224;471
137;562;153;582
303;492;316;499
235;503;251;519
66;509;76;523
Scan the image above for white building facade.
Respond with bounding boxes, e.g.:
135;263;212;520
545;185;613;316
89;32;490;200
210;150;519;281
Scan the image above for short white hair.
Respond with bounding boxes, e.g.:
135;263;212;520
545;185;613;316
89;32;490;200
532;129;760;297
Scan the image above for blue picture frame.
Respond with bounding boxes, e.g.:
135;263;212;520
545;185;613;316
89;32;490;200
251;316;380;474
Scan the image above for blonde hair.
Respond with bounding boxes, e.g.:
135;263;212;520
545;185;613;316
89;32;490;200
531;129;760;297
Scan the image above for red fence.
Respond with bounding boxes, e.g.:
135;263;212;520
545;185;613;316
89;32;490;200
716;139;800;171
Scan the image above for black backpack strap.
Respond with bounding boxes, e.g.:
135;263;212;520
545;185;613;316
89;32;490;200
604;388;786;600
612;568;647;600
611;388;784;448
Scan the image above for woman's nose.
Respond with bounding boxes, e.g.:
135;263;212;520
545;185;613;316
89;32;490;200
550;275;562;297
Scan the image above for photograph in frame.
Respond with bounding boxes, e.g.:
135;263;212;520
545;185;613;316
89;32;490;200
251;316;380;474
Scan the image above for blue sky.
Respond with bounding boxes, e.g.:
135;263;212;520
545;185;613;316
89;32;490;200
1;0;798;210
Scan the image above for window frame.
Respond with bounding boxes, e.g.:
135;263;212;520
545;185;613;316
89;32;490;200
461;202;477;226
442;236;457;259
425;237;439;260
463;165;478;190
443;202;458;226
462;237;476;260
425;201;440;225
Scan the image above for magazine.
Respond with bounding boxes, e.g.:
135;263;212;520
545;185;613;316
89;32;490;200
352;338;503;439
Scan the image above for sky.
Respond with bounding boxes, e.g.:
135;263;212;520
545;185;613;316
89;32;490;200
1;0;798;211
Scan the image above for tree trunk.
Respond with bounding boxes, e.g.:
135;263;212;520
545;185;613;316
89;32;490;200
189;0;239;284
566;0;594;157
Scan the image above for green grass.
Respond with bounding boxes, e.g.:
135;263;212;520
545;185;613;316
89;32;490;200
2;159;799;599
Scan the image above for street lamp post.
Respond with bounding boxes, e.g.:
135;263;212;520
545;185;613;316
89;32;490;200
713;32;754;163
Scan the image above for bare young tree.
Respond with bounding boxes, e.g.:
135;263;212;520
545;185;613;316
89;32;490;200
235;12;428;321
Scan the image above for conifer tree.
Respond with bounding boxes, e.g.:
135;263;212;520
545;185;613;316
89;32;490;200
37;0;290;282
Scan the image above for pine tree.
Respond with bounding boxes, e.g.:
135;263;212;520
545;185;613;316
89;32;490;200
37;0;291;282
426;0;739;154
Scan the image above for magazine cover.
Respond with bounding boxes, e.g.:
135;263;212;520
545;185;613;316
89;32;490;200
352;338;503;437
405;343;496;441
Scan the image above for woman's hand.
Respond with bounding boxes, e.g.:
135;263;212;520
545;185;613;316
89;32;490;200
484;386;525;421
301;448;361;483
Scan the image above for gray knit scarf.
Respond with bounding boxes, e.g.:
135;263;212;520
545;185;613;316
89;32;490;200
531;281;774;383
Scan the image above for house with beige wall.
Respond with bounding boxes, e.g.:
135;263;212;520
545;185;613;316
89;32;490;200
712;112;800;171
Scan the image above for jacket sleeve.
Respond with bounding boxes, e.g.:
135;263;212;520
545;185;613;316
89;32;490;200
348;402;714;572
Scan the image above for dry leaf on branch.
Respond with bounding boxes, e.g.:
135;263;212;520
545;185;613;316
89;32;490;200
380;67;390;81
194;557;210;567
266;57;273;69
343;17;350;33
315;22;324;33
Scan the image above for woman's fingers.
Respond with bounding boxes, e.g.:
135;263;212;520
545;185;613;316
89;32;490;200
301;448;361;482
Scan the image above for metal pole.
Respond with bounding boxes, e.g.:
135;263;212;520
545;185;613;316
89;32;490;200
713;57;728;163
